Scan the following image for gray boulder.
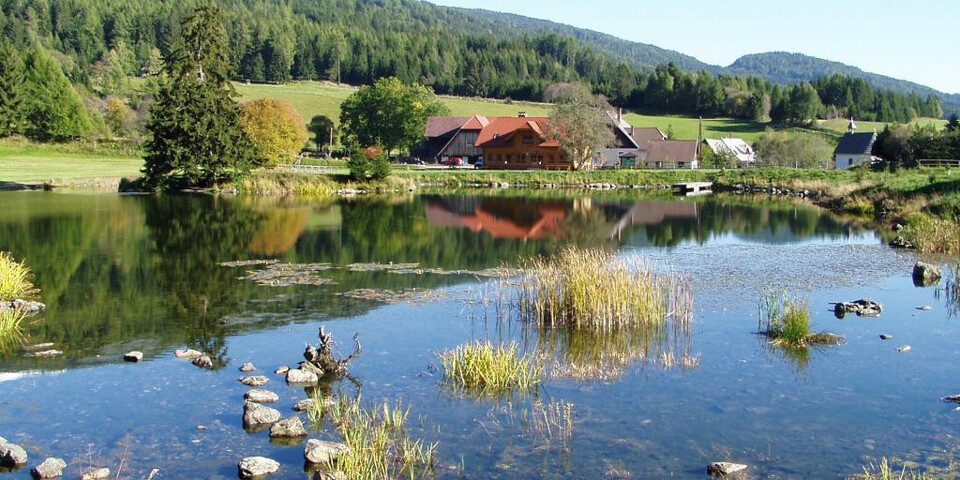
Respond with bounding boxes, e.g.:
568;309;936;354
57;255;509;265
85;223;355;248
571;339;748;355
80;468;111;480
239;376;270;387
313;470;346;480
834;299;882;317
30;457;66;479
913;262;942;287
123;351;143;363
707;462;748;477
269;417;307;438
243;402;281;428
274;366;290;375
238;456;279;479
239;363;256;372
175;349;202;359
304;439;350;464
0;442;28;468
0;435;5;445
244;389;280;403
286;368;319;385
192;355;214;369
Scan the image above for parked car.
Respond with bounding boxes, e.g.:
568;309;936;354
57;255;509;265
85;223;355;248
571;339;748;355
400;156;424;165
474;157;484;169
440;156;464;167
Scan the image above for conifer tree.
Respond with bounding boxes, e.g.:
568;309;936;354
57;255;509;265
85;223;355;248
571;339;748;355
21;45;92;140
142;4;257;190
0;39;25;137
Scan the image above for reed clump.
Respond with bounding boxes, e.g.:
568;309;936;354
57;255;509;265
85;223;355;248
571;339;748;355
852;457;927;480
759;288;843;347
0;308;26;347
0;252;36;300
314;396;437;479
438;341;542;395
515;247;693;331
902;213;960;255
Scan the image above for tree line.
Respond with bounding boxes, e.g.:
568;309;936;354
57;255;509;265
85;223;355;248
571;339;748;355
0;0;945;145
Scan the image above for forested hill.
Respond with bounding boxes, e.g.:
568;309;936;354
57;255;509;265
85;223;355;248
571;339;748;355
727;52;960;112
454;8;716;74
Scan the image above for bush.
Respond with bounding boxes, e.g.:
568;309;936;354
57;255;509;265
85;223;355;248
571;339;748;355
347;146;390;182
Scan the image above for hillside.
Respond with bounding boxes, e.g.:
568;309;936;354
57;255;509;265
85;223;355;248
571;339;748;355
727;52;960;114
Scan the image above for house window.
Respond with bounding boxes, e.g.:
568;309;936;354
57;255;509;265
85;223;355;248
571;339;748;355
678;162;685;168
522;135;534;144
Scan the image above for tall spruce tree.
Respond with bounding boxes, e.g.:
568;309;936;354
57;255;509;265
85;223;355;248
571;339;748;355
142;4;258;190
0;39;25;137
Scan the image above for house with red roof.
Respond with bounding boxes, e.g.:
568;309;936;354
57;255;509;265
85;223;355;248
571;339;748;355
474;114;566;170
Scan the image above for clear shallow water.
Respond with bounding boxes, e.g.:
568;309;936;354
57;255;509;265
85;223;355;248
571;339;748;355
0;191;957;479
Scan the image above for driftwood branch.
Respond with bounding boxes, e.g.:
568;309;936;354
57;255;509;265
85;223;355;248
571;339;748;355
302;326;361;376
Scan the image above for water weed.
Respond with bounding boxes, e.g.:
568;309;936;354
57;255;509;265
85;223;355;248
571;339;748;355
438;341;542;396
758;288;812;346
852;457;927;480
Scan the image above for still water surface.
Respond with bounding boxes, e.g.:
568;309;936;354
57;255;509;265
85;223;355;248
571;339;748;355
0;191;957;479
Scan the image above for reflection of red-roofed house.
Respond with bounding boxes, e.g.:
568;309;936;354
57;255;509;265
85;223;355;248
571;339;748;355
476;115;566;170
425;199;567;239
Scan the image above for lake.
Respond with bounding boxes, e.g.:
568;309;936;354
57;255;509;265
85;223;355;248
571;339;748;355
0;191;957;479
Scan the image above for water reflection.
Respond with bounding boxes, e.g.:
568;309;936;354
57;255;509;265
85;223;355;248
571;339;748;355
0;192;862;370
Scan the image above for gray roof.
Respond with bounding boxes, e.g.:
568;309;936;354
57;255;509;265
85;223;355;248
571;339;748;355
834;132;877;155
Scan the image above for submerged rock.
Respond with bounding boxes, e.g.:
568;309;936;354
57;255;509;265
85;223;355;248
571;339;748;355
238;456;280;479
269;417;307;438
244;389;280;403
294;397;334;413
21;343;55;352
1;299;45;314
0;442;28;468
123;351;143;362
240;363;256;372
243;402;281;428
833;299;883;318
30;457;66;479
80;467;110;480
192;355;214;369
239;376;270;387
917;305;933;311
304;439;350;464
286;368;319;385
913;262;942;287
175;348;202;359
897;345;912;353
707;462;748;477
25;350;62;358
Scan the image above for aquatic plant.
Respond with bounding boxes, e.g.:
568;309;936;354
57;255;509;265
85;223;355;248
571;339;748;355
0;252;36;300
528;399;575;449
853;457;927;480
902;214;960;255
758;288;813;346
438;341;542;395
514;247;693;331
0;308;26;348
324;396;437;479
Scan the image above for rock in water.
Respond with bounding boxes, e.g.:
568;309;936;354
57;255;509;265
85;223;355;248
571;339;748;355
239;363;256;372
293;397;333;412
192;355;214;369
913;262;942;287
31;457;66;479
0;435;6;444
313;470;347;480
833;299;883;317
304;439;351;464
941;395;960;403
238;457;280;479
239;376;270;387
244;389;280;403
286;368;319;385
80;467;111;480
274;366;290;375
243;402;281;428
707;462;748;477
269;417;307;438
879;334;893;340
175;348;202;359
897;345;912;353
0;442;28;468
123;351;143;362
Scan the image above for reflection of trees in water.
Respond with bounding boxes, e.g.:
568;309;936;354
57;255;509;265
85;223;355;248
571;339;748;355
939;263;960;317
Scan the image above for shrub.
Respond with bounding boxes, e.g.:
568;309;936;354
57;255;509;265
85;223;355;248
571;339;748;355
347;146;391;182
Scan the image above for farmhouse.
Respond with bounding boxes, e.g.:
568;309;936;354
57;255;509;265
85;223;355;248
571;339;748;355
833;132;877;169
475;115;565;170
703;138;757;165
418;115;488;164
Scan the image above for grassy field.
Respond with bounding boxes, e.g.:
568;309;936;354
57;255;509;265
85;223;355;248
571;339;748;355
0;142;142;183
234;81;551;124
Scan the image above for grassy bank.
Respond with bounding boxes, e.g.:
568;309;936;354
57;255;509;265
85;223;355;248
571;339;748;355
0;138;143;184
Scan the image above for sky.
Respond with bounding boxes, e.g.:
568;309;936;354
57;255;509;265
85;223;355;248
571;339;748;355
429;0;960;94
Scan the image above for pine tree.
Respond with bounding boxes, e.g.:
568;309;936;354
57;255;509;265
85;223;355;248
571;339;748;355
21;45;92;140
143;4;258;190
0;39;25;137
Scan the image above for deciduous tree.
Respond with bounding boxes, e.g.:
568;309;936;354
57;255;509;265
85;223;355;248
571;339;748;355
240;98;308;166
308;114;336;152
545;83;615;171
339;77;448;154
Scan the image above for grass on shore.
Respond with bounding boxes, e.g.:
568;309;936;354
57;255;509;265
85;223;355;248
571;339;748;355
313;396;436;479
0;252;36;300
438;341;542;396
0;139;142;183
851;457;927;480
515;247;693;331
902;213;960;255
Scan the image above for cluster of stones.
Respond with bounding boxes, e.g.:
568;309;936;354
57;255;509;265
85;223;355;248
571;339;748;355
0;436;110;479
235;362;349;479
725;184;818;198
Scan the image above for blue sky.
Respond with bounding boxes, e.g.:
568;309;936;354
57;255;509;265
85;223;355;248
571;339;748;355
430;0;960;94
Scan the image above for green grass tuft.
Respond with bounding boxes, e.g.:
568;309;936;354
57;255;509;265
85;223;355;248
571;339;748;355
758;288;811;346
0;252;36;300
852;457;927;480
438;341;542;395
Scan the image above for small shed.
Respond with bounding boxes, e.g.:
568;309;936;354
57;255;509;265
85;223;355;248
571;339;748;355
834;132;877;169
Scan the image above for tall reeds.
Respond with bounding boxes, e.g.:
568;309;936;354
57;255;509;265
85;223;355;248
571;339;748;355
438;341;542;396
758;288;811;346
902;214;960;255
853;457;927;480
514;247;692;331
